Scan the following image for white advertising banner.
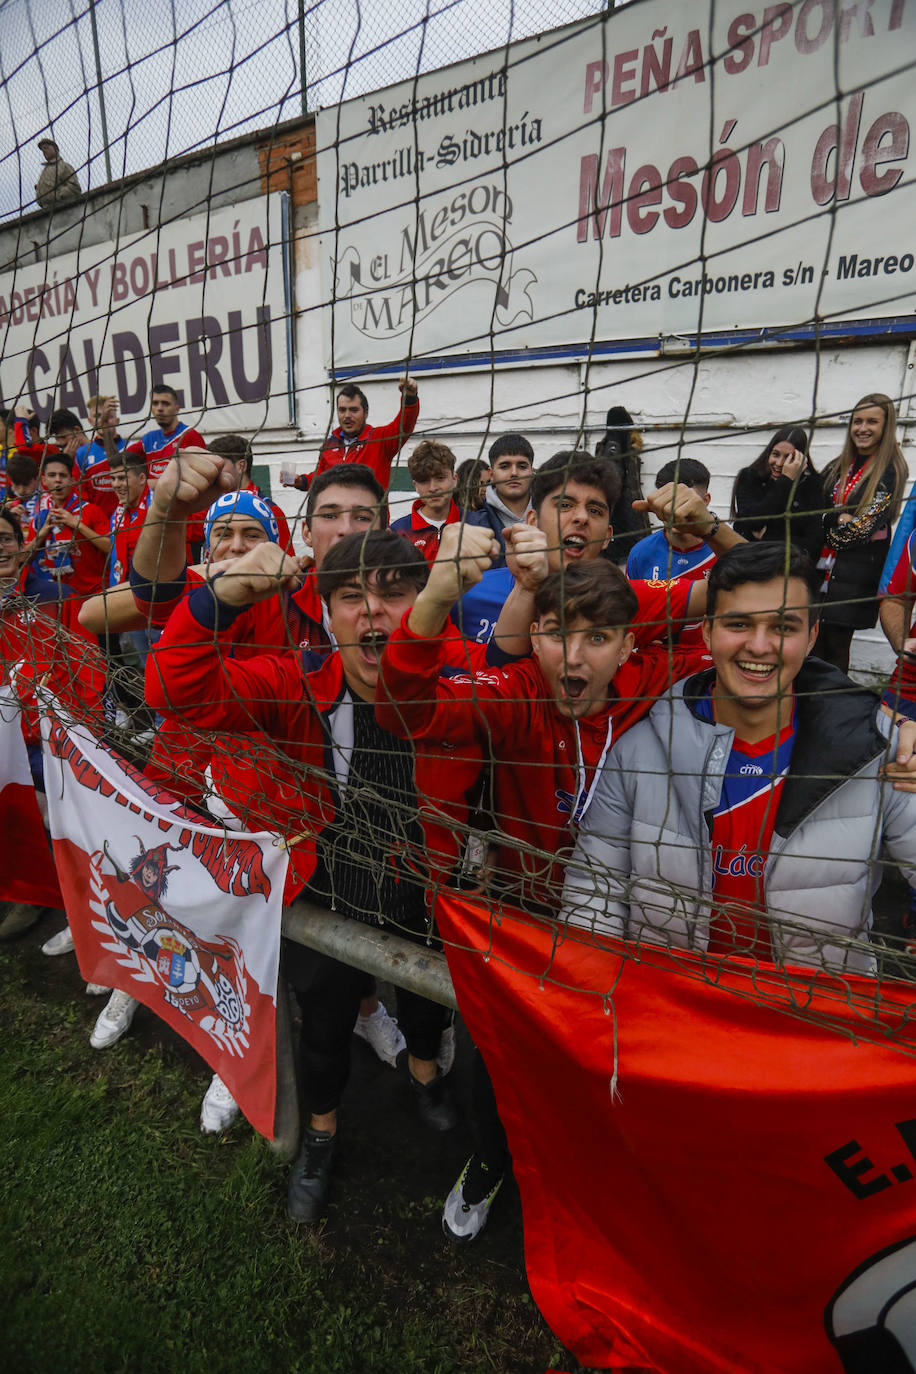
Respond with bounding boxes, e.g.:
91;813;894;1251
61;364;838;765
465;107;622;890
317;0;916;372
0;194;291;432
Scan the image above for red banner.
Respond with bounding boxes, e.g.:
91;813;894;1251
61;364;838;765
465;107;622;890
42;703;288;1139
436;893;916;1373
0;691;62;907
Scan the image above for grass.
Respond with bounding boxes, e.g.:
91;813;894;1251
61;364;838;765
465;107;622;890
0;929;586;1374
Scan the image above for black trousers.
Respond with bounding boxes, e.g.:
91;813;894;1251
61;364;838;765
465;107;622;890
470;1047;510;1175
282;937;448;1118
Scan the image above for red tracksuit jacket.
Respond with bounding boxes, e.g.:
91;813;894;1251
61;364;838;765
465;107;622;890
138;567;330;811
145;586;482;897
313;397;419;489
376;582;706;910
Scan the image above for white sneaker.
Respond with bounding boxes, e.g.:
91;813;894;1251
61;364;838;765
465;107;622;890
200;1073;240;1134
90;989;138;1049
41;925;74;956
353;1001;406;1068
86;983;109;996
437;1020;457;1076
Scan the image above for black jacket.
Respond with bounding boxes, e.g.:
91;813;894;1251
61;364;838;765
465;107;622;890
595;440;650;564
731;467;825;566
820;460;899;630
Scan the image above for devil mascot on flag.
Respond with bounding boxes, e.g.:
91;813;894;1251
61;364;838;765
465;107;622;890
96;837;247;1035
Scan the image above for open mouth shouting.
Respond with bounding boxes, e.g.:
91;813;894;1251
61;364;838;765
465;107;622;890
735;659;778;686
357;629;389;667
561;673;589;703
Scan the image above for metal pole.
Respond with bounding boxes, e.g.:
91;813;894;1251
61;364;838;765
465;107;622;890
281;899;458;1009
269;976;301;1162
297;0;307;116
88;0;113;184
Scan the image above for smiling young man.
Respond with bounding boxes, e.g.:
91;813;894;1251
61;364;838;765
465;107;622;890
562;541;916;973
147;528;458;1221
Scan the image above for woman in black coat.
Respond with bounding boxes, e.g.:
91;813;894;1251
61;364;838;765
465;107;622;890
595;405;650;564
730;426;825;565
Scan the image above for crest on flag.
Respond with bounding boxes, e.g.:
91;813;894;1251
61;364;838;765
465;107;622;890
89;842;250;1056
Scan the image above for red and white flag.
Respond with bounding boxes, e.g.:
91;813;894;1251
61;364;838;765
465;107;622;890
41;698;289;1139
0;688;62;907
437;892;916;1374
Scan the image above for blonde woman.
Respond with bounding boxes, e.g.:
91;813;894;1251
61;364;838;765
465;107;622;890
817;393;907;671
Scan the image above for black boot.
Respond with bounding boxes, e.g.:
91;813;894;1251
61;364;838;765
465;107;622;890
287;1128;337;1223
410;1071;459;1132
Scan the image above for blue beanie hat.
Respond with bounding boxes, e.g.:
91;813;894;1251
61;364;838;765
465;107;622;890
204;490;279;548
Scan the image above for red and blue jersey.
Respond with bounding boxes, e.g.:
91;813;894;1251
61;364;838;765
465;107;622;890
12;417;62;467
881;529;916;706
451;564;516;644
73;435;125;518
695;691;796;958
627;532;713;649
128;421;205;482
626;529;715;584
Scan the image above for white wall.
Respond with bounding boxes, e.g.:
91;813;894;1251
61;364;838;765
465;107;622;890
259;202;915;680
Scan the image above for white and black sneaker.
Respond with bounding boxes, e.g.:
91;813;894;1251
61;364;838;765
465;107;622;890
442;1154;504;1242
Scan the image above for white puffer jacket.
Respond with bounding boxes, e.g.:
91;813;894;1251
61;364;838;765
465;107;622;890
561;660;916;974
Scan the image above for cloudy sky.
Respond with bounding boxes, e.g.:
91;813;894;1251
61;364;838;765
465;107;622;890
0;0;610;220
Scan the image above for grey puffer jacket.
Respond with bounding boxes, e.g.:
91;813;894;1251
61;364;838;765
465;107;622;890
561;659;916;974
